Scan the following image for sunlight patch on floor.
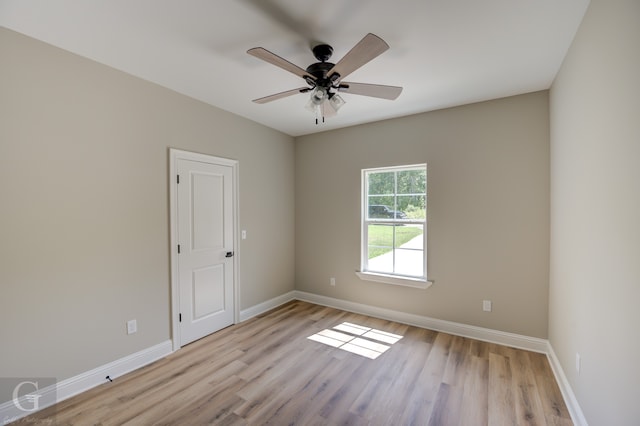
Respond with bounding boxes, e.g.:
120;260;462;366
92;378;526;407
307;322;403;359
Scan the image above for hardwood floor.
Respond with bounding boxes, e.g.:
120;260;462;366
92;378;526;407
20;301;572;425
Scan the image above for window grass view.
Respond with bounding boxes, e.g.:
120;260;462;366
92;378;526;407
367;224;423;258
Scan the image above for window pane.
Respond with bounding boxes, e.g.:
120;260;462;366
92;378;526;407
397;169;426;194
397;195;426;219
367;172;394;195
367;224;424;276
393;224;424;277
367;224;393;259
368;196;397;219
394;247;424;277
393;224;424;251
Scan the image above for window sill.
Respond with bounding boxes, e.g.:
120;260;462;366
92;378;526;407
355;271;433;289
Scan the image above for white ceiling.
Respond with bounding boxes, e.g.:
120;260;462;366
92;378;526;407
0;0;589;137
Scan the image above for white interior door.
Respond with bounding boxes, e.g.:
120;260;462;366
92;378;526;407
175;156;235;346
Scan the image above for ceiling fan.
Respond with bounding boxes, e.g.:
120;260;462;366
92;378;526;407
247;33;403;124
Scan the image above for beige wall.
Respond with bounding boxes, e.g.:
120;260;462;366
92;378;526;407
295;92;550;338
0;28;295;381
549;0;640;424
11;4;640;420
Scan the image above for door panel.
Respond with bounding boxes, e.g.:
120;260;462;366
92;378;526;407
191;173;224;251
177;158;234;346
192;265;225;319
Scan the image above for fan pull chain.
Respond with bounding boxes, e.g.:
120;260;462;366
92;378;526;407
314;107;325;125
314;103;325;125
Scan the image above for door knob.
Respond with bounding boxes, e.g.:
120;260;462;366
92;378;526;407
225;251;234;258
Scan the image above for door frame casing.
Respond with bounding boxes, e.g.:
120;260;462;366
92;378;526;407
169;148;240;352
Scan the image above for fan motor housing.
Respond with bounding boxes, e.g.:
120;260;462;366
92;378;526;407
307;43;338;88
306;62;335;80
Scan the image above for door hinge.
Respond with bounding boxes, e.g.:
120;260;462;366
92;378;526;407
177;174;180;184
179;313;182;322
177;244;181;254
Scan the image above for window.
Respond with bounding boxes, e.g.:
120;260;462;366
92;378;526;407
357;164;431;289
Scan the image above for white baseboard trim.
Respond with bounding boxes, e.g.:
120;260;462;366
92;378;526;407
239;290;296;322
0;340;172;425
546;343;588;426
293;290;548;353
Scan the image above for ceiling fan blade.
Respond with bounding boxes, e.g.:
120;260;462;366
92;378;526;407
247;47;315;80
337;82;403;100
252;87;311;104
327;33;389;81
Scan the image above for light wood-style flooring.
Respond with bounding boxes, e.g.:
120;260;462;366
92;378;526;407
21;301;572;425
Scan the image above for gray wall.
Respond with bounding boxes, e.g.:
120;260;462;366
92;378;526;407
295;92;550;338
0;28;295;381
549;0;640;424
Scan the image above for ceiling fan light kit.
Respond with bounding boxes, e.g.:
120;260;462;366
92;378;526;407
310;87;328;105
304;89;345;124
329;93;346;111
247;33;403;124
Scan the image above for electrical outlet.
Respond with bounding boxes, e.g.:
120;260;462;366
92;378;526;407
330;277;336;286
127;319;137;335
482;300;492;312
576;353;581;374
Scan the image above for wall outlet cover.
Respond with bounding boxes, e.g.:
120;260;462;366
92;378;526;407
127;319;137;335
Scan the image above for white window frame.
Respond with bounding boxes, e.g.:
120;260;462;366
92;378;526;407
356;164;433;289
